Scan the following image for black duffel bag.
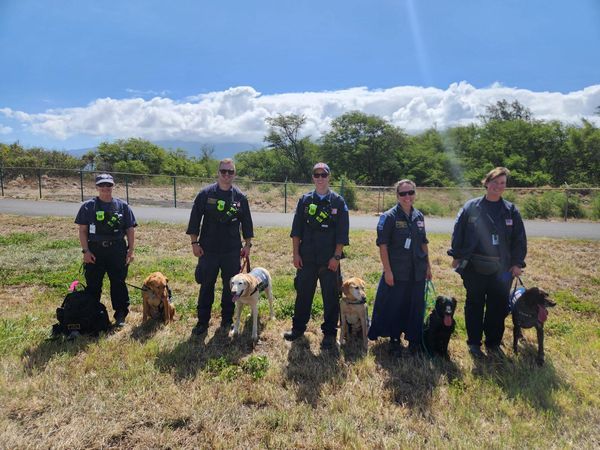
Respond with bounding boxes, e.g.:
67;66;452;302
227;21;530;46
52;285;111;336
469;254;501;275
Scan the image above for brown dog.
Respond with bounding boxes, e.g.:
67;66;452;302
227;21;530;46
142;272;175;324
340;277;369;350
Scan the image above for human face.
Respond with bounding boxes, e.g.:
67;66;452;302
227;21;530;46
218;163;236;186
486;175;507;200
96;183;114;200
312;170;330;193
397;183;416;210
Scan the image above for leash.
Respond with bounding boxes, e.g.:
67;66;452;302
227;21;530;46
126;281;148;291
421;280;436;358
240;255;251;274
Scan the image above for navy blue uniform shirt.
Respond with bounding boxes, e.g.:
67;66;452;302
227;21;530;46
290;190;350;265
187;183;254;254
75;197;137;241
449;196;527;270
376;204;429;281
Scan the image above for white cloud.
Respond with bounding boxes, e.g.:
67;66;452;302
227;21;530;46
2;82;599;143
0;124;12;134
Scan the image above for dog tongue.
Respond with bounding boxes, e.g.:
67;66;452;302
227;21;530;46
232;294;240;303
444;315;452;327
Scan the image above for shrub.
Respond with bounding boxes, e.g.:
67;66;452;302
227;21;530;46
591;194;600;220
521;193;555;219
415;199;447;217
554;192;586;218
337;175;357;210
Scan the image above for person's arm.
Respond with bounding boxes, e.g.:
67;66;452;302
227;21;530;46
328;243;344;271
379;244;394;286
422;242;432;280
240;195;254;258
449;206;468;268
187;192;206;258
125;227;135;264
291;236;302;269
79;224;96;264
509;205;527;277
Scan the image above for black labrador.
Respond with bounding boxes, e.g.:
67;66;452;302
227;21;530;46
511;287;556;365
424;295;457;357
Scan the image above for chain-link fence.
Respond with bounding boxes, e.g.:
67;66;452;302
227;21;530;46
1;166;599;220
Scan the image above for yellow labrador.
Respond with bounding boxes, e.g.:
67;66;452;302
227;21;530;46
142;272;175;324
340;277;369;350
229;267;273;343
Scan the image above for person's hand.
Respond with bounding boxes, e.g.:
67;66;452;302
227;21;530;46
426;265;433;280
384;270;394;286
240;245;251;258
452;259;460;269
192;244;204;258
328;257;339;272
293;253;303;269
510;265;523;277
126;249;135;265
83;251;96;264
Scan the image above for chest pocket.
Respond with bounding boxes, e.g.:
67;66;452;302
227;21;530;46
305;201;335;229
208;197;241;223
94;202;123;236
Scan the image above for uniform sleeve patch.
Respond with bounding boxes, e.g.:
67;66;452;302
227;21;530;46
377;215;386;231
416;221;424;228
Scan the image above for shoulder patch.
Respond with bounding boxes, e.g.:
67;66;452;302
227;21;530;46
377;215;386;231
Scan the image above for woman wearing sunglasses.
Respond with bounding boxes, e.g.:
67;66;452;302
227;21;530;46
187;158;254;336
75;173;137;328
368;179;432;355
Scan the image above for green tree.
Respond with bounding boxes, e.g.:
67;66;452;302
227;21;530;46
321;111;407;185
264;114;315;181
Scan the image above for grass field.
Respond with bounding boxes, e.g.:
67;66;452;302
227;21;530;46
1;214;599;449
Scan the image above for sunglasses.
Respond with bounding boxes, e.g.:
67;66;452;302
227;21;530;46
97;183;113;188
397;190;415;197
219;169;235;175
313;172;329;178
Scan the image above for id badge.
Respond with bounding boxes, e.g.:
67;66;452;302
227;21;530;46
404;237;412;249
492;234;499;246
89;224;96;234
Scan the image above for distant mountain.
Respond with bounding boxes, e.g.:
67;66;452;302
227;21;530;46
154;141;262;159
65;140;263;159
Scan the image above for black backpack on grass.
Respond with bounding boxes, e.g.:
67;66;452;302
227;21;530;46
52;284;111;336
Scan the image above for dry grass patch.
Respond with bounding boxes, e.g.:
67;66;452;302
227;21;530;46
0;214;599;448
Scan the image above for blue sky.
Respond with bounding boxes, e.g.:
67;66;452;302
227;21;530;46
1;0;599;150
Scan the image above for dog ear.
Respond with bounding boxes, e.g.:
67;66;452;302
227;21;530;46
341;280;350;297
244;275;258;296
452;297;457;308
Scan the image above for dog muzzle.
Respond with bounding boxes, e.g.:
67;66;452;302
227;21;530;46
232;293;240;303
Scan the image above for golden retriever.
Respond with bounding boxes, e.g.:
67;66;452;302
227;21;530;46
340;277;369;350
142;272;175;324
229;267;273;344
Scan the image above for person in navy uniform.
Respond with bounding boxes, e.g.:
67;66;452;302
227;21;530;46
75;173;137;327
368;179;432;355
284;162;350;349
449;167;527;358
187;158;254;336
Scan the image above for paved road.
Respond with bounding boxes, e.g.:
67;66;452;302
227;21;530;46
1;198;598;239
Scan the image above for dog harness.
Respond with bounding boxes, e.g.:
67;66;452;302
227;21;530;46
249;268;269;294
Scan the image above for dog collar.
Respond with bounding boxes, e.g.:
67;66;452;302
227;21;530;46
343;298;366;305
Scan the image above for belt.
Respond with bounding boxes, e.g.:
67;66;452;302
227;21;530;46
90;240;123;248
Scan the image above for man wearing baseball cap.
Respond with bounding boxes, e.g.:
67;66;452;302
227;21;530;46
284;162;350;349
75;173;137;327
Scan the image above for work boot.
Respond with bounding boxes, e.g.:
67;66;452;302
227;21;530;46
114;311;127;327
283;329;304;341
192;322;208;336
468;344;485;358
320;334;338;350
